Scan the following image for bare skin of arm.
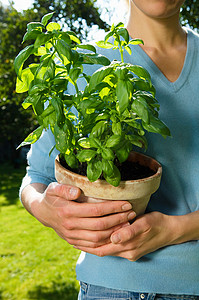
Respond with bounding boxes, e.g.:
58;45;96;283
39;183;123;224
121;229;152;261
21;182;136;248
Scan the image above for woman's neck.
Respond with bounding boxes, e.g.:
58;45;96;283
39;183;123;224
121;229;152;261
126;2;186;50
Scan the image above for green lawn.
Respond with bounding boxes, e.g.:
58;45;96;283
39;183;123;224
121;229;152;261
0;163;80;300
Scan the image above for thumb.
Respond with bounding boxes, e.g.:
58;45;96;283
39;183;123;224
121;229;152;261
48;182;81;200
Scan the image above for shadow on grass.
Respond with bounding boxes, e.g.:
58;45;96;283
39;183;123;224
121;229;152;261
0;163;26;206
27;281;79;300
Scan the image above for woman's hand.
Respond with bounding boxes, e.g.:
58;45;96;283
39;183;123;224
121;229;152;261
23;182;136;248
74;210;199;261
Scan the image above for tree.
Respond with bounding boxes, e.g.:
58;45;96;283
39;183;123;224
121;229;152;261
181;0;199;30
0;0;109;165
32;0;109;40
0;4;39;165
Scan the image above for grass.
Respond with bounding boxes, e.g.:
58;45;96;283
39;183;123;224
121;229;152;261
0;163;80;300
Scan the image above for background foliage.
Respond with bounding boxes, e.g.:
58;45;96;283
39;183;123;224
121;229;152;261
0;0;199;165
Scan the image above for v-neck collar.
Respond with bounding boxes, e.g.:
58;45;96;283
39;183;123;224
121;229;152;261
130;29;196;92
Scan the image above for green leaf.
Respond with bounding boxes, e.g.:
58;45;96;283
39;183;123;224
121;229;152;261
124;119;145;135
27;22;44;32
112;122;122;135
95;113;110;122
64;152;79;169
78;138;91;148
16;68;34;93
51;97;64;126
76;149;96;162
17;126;44;149
133;78;156;96
142;115;171;137
54;122;70;153
22;29;42;43
101;147;115;160
46;22;61;32
131;97;150;124
128;65;152;85
66;31;81;44
103;165;121;187
14;45;34;79
91;121;107;138
34;33;52;48
115;140;132;163
58;32;71;45
128;39;144;46
104;31;114;42
96;40;113;49
37;104;55;128
56;39;72;64
22;93;43;115
127;134;148;149
69;67;82;83
41;12;54;26
124;46;132;55
76;44;96;53
88;66;113;92
117;27;129;43
106;135;121;148
89;137;102;149
29;83;48;95
116;79;129;113
80;53;110;66
102;159;114;177
87;159;102;182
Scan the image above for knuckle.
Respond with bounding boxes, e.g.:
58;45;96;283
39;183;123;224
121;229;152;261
124;227;133;240
65;238;74;245
94;219;106;230
127;251;138;262
63;220;75;230
92;233;103;243
91;242;101;248
90;205;103;217
96;249;105;257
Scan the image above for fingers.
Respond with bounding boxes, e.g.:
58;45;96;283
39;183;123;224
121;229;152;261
47;182;81;200
110;215;151;244
61;222;130;247
62;210;136;231
62;199;134;218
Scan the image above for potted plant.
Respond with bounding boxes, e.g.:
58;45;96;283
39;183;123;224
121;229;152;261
14;13;170;215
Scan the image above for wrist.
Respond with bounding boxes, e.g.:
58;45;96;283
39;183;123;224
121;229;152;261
168;212;199;245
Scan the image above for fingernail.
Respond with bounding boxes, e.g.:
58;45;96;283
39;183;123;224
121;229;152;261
122;203;132;211
111;233;121;244
128;211;136;220
69;188;79;197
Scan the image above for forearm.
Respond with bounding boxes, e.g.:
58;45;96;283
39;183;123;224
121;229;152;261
21;183;47;216
170;210;199;244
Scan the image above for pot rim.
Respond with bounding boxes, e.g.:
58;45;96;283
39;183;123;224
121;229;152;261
55;151;162;186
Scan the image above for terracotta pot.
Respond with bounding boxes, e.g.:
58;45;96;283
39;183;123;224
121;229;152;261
55;151;162;216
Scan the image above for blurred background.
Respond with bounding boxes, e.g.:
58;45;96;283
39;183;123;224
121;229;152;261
0;0;198;299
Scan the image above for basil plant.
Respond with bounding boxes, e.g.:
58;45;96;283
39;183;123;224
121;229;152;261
15;13;170;187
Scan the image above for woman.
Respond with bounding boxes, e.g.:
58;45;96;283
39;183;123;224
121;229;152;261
21;0;199;299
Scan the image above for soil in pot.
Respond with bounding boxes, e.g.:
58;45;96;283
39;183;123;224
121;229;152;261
60;157;156;181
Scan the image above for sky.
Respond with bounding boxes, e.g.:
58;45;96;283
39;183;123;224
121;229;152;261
1;0;34;11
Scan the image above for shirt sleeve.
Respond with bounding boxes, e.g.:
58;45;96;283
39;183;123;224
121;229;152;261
19;128;59;200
